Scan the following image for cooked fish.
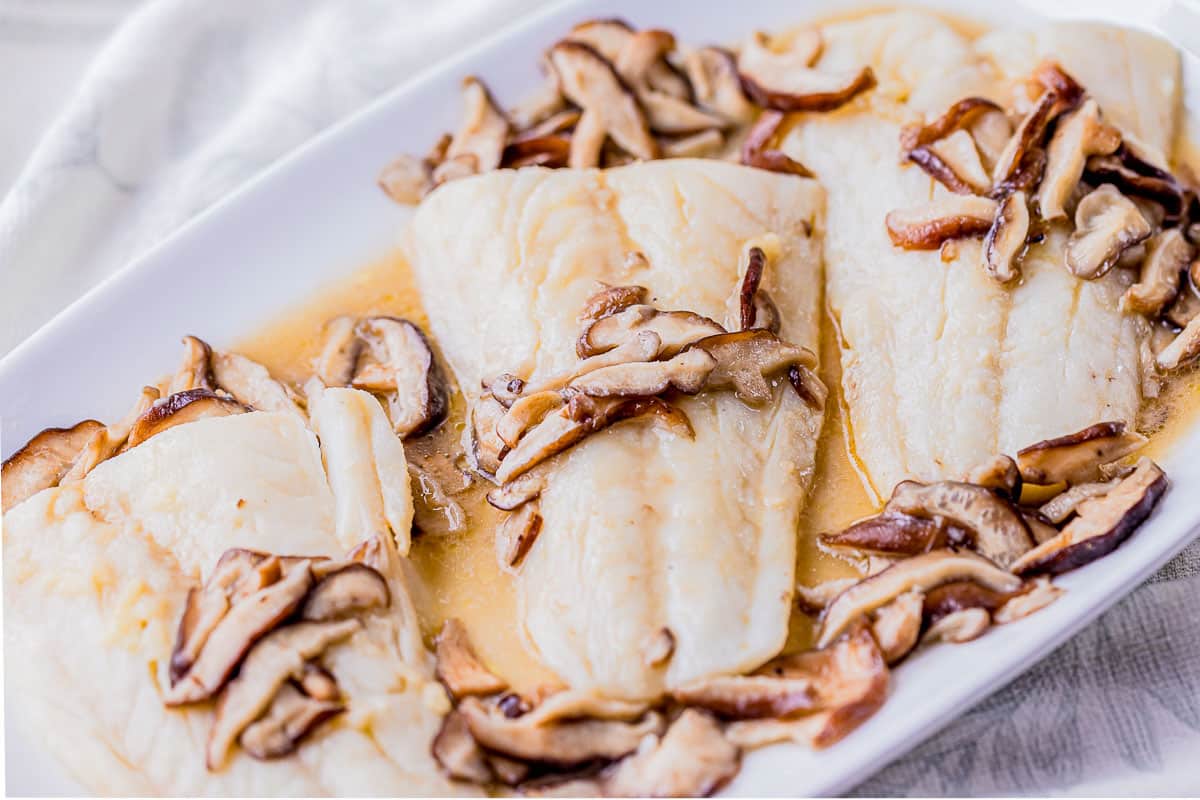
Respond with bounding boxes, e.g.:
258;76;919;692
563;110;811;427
3;405;464;795
782;10;1177;494
407;159;826;699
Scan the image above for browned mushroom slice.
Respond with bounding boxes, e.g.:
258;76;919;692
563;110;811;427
739;246;767;330
1065;184;1152;279
126;389;248;449
1156;313;1200;370
1039;477;1123;523
983;191;1031;283
884;480;1035;568
816;550;1022;648
601;709;740;798
1123;229;1195;317
1036;99;1122;220
497;390;567;448
870;590;924;665
819;513;956;558
580;282;649;324
443;77;510;177
166;559;315;706
548;41;657;165
567;19;690;101
885;196;998;250
661;128;725;159
672;674;816;719
486;373;526;408
991;147;1048;199
970;109;1015;172
613;31;724;134
206;619;358;770
518;689;650;726
432;708;494;783
1085;145;1191;223
314;316;361;387
169;335;218;394
300;563;390;622
920;607;991;645
993;576;1063;623
239;682;343;760
569;347;716;397
899;96;1004;153
740;109;813;177
503;134;571;169
496;500;543;572
915;130;992;195
737;30;875;112
991;89;1065;188
377;154;432;204
1012;458;1167;576
1016;421;1147;485
486;471;545;511
1;419;104;512
435;617;508;700
691;329;818;407
1165;280;1200;329
921;579;1013;625
353;317;449;437
60;386;161;483
724;625;889;750
578;304;724;358
468;394;511;480
456;695;663;767
512;109;581;143
685;47;757;125
795;578;861;616
210;351;300;415
966;454;1022;501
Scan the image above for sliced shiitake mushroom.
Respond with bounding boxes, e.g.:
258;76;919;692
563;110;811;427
353;317;449;438
580;283;649;324
456;695;663;767
548;41;658;167
1011;458;1167;575
61;386;161;483
740;109;813;177
983;191;1031;283
1165;280;1200;329
1123;229;1195;317
660;128;724;159
920;607;990;645
1039;477;1122;524
378;154;433;205
467;394;510;479
991;66;1082;188
1085;144;1192;224
1065;184;1152;279
816;549;1022;648
738;245;769;331
206;619;359;770
819;513;957;558
1;419;104;512
211;351;301;415
496;500;543;572
885;196;998;250
568;18;691;101
486;471;545;511
169;335;217;394
577;304;724;358
884;480;1035;568
672;674;816;719
568;347;716;397
685;47;757;125
966;454;1022;501
723;625;889;750
299;563;390;622
869;590;924;665
166;558;315;706
442;77;510;179
503;134;571;168
612;29;725;134
126;389;248;449
795;578;861;615
518;690;649;727
737;30;876;112
435;617;508;700
432;709;493;783
899;96;1004;154
315;316;362;387
992;576;1063;623
239;682;343;760
601;709;740;798
690;329;819;407
921;579;1014;625
1036;99;1122;220
497;390;567;449
917;130;992;195
1156;313;1200;370
1016;420;1147;485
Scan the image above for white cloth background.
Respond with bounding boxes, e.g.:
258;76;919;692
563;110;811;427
1;0;1198;796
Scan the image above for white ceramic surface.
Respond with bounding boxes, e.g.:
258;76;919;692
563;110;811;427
2;0;1197;795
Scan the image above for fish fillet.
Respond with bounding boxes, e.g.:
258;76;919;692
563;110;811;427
3;406;464;796
407;159;826;699
782;11;1177;495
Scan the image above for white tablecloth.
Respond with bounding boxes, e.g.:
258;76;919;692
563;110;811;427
1;0;1198;795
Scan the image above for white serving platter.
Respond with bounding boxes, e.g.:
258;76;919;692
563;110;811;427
2;0;1197;795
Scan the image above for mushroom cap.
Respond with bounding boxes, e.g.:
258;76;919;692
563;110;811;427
885;196;998;250
1065;184;1152;279
737;30;876;112
1;419;104;513
1016;420;1147;485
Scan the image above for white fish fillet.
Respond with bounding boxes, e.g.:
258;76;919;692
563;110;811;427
407;160;825;699
782;11;1177;494
3;407;465;796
